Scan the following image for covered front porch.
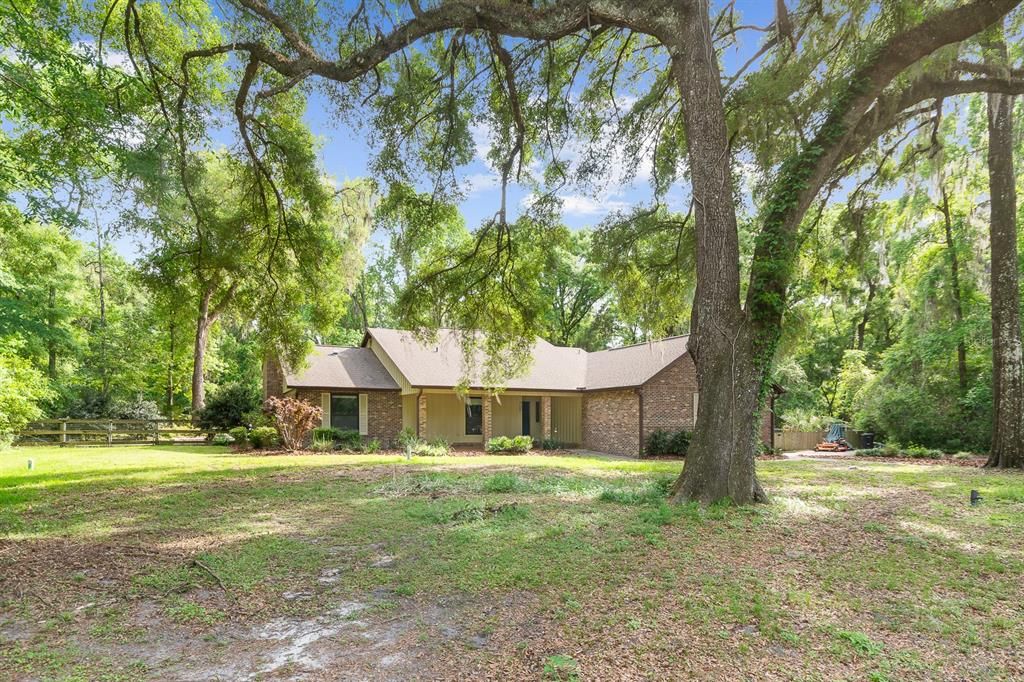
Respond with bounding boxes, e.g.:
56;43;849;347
401;389;582;445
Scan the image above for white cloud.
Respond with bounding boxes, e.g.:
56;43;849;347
73;40;131;71
469;123;495;168
560;194;629;216
522;192;630;217
463;171;500;195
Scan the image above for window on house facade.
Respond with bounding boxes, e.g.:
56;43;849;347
331;393;359;431
535;400;541;423
465;396;483;435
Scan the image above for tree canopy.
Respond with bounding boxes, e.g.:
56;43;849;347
2;0;1024;495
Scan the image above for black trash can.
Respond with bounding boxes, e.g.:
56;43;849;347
861;432;874;449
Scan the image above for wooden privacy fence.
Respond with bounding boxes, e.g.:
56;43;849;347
775;429;865;452
16;419;211;447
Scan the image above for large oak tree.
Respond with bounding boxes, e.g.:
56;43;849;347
127;0;1024;502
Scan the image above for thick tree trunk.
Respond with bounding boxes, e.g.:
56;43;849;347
667;0;766;505
191;290;214;420
985;54;1024;468
938;185;968;393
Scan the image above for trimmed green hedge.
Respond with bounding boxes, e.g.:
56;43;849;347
485;435;533;454
645;429;691;457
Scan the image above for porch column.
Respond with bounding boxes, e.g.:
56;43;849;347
417;392;427;438
541;396;552;440
482;395;493;443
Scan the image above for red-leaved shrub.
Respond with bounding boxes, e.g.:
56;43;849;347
264;396;321;451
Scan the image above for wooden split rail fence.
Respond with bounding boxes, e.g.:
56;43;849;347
16;419;211;447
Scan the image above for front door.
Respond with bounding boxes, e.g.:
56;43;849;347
521;401;531;436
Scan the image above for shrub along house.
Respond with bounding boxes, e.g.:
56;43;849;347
263;328;775;457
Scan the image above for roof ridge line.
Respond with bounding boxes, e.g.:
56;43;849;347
591;334;690;353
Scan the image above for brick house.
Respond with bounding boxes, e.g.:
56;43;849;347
264;328;775;457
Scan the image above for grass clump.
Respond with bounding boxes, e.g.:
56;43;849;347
164;599;224;626
856;444;945;459
543;653;579;681
375;472;467;498
598;476;673;505
483;472;529;493
413;437;452;456
448;502;526;524
835;629;884;656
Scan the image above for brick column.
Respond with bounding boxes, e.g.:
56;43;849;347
262;354;285;399
482;395;493;443
541;396;552;440
417;392;427;438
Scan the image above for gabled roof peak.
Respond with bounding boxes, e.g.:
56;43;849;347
356;327;689;391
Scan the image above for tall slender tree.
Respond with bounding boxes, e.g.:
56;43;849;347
983;33;1024;468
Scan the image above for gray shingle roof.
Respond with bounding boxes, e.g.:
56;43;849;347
584;335;690;390
357;328;689;392
366;328;589;391
285;346;400;390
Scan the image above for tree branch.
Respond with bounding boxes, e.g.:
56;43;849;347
745;0;1021;329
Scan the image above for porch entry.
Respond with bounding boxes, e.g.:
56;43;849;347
520;399;540;437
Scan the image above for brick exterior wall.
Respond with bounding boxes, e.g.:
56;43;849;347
582;389;640;457
293;388;403;444
581;353;774;458
262;355;285;399
638;354;774;453
640;354;697;447
366;392;403;443
761;401;775;449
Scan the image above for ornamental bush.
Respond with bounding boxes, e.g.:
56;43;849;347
645;429;691;457
668;429;691;454
485;435;532;454
248;425;280;449
335;429;363;450
413;437;451;456
212;433;234;446
310;426;362;450
311;427;336;442
309;434;334;452
228;426;249;447
264;396;320;451
197;383;262;430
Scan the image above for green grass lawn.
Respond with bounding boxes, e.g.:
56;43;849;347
1;446;1023;680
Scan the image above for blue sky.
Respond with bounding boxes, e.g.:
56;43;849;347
293;2;776;236
94;1;776;259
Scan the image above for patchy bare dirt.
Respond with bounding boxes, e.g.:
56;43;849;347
784;450;988;467
1;587;539;681
3;453;1022;680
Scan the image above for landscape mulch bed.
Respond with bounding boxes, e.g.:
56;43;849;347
838;454;988;467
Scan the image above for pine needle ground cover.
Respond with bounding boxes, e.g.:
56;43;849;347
1;446;1022;680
